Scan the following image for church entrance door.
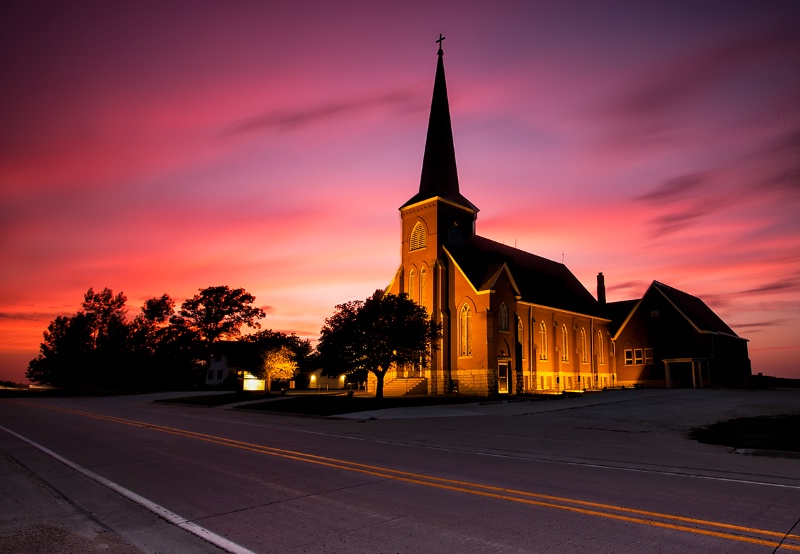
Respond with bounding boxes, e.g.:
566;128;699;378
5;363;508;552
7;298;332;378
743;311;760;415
498;362;509;394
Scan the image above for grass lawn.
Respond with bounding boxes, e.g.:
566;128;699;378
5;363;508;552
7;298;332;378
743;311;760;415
157;391;280;407
689;413;800;453
236;394;486;416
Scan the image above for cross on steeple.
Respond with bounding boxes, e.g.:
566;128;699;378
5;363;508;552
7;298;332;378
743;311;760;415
436;33;445;55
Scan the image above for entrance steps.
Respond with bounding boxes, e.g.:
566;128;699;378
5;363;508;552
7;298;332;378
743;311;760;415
383;377;428;397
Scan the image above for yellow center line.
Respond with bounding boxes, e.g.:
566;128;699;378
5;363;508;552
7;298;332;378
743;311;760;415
30;404;800;551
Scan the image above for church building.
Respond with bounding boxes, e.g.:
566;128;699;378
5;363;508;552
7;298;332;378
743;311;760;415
378;40;749;396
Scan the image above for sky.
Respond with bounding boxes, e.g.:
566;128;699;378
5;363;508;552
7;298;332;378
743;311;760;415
2;0;799;383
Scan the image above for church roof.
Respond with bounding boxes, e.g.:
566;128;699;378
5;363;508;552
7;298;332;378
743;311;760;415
604;299;639;334
401;42;477;212
447;235;604;317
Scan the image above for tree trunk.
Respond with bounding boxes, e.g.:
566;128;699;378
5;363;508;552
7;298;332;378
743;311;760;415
374;370;385;400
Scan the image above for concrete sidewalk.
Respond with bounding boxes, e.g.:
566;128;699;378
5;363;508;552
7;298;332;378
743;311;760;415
331;388;800;429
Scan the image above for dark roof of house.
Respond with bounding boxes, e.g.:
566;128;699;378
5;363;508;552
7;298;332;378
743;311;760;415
448;235;604;317
401;47;477;212
210;340;260;369
605;281;741;338
651;281;739;336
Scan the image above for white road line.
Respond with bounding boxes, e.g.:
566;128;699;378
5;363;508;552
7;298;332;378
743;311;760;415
0;424;257;554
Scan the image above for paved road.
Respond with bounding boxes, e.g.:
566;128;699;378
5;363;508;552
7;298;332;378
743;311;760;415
1;389;799;553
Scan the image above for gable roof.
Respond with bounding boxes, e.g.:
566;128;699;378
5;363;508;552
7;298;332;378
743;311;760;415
210;340;260;369
651;281;739;336
447;235;604;317
608;281;742;339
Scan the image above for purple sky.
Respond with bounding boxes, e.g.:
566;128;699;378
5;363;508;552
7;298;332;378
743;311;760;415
2;1;799;382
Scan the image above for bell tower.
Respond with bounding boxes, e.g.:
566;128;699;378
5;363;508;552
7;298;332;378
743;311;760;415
398;36;477;393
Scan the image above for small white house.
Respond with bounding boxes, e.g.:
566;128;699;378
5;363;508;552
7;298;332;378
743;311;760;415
206;355;232;385
205;342;266;390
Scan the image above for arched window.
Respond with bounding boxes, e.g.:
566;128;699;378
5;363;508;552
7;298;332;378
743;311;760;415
408;269;416;303
459;304;472;357
410;222;426;251
539;321;548;360
499;303;509;331
561;325;569;362
516;315;523;344
580;328;588;363
420;267;427;308
596;330;605;364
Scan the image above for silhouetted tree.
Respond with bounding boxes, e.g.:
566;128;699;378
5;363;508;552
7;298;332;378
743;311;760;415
27;285;268;390
130;295;174;354
26;287;133;388
154;323;204;388
82;288;133;387
128;294;202;389
81;287;128;343
172;286;265;355
317;290;441;399
26;314;94;387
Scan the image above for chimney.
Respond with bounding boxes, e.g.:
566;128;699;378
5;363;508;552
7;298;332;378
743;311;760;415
597;272;606;305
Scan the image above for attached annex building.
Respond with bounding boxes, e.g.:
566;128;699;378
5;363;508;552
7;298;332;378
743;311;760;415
375;43;749;396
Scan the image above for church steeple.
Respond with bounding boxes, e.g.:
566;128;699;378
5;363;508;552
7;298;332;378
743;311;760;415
401;36;478;212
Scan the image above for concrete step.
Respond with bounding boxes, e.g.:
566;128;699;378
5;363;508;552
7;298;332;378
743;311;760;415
383;377;427;397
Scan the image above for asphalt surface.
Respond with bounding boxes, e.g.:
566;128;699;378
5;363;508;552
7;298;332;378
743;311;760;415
1;388;798;553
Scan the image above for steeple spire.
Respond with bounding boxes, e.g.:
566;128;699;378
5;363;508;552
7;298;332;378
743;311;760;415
401;37;477;211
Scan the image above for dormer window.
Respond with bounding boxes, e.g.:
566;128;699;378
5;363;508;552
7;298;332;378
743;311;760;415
410;222;427;251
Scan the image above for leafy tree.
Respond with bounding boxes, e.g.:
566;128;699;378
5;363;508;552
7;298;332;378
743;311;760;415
317;290;441;399
244;329;315;388
81;287;128;343
261;345;298;391
26;287;133;388
26;313;94;387
156;323;204;388
139;294;175;326
82;288;134;388
27;285;266;391
172;286;265;354
129;294;203;389
130;294;176;356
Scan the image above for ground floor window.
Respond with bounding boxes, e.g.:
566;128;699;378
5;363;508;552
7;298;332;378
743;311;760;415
625;348;645;365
